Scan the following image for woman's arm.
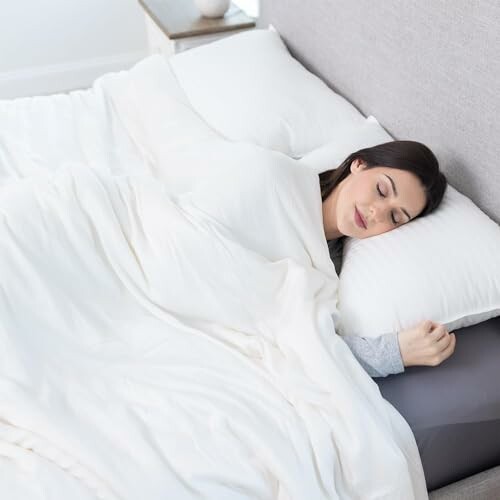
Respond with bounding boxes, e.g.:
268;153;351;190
341;333;404;378
397;320;456;368
341;320;457;378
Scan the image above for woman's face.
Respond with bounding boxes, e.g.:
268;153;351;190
322;159;427;239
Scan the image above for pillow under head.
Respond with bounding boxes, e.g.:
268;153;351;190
337;185;500;337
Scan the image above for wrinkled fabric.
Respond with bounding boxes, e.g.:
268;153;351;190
0;142;426;499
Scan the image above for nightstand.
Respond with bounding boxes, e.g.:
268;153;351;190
139;0;256;56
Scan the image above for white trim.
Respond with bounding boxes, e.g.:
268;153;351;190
232;0;259;17
173;28;253;53
0;50;150;99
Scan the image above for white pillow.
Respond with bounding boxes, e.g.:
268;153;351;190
337;185;500;337
299;116;393;173
169;29;365;158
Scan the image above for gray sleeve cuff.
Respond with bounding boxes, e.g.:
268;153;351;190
386;332;405;376
340;332;405;378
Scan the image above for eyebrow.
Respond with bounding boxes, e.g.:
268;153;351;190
383;174;412;221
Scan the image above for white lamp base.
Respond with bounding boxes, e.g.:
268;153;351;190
194;0;230;18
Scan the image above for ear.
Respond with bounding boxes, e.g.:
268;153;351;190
350;158;366;173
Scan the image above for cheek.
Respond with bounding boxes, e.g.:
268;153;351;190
347;181;372;211
337;198;359;236
339;182;366;218
336;194;352;225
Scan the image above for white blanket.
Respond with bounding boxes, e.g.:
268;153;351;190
0;137;426;499
0;54;427;499
0;55;221;189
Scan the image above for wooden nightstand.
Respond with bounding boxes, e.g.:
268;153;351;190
139;0;256;56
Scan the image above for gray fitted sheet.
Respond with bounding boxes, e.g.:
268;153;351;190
376;316;500;491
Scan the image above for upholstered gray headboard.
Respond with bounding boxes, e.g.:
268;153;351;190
259;0;500;224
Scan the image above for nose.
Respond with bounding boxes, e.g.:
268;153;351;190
369;203;388;224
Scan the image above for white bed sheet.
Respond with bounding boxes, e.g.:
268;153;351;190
0;55;427;499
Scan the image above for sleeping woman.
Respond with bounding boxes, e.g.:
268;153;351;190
321;140;456;377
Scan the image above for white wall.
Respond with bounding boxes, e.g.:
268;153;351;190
233;0;259;17
0;0;149;98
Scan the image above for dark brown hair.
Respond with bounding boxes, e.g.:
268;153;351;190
319;140;447;220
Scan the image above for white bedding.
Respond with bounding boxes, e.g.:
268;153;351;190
0;55;220;191
0;55;427;499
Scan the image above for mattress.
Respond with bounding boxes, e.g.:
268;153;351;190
376;315;500;491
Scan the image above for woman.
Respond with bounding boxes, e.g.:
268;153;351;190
321;140;456;377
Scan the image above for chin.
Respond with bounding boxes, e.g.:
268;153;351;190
339;224;360;239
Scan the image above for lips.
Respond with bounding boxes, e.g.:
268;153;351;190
354;207;367;229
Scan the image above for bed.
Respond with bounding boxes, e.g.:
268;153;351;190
257;0;500;498
0;1;499;499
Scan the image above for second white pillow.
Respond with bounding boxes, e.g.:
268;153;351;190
170;29;365;158
299;116;393;173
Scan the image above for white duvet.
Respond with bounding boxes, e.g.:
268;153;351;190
0;56;427;499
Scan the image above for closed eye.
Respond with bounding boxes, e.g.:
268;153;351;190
377;183;398;225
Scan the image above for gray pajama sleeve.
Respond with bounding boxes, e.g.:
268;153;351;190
340;333;405;378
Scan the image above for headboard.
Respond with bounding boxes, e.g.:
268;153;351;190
259;0;500;224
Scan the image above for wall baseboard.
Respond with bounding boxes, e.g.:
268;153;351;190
0;50;150;100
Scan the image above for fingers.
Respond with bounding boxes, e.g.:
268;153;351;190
435;329;453;351
421;319;435;333
420;319;456;367
438;332;456;360
428;323;449;341
421;319;445;337
431;332;456;366
401;320;457;368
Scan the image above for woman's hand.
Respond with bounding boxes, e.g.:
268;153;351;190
397;320;456;368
